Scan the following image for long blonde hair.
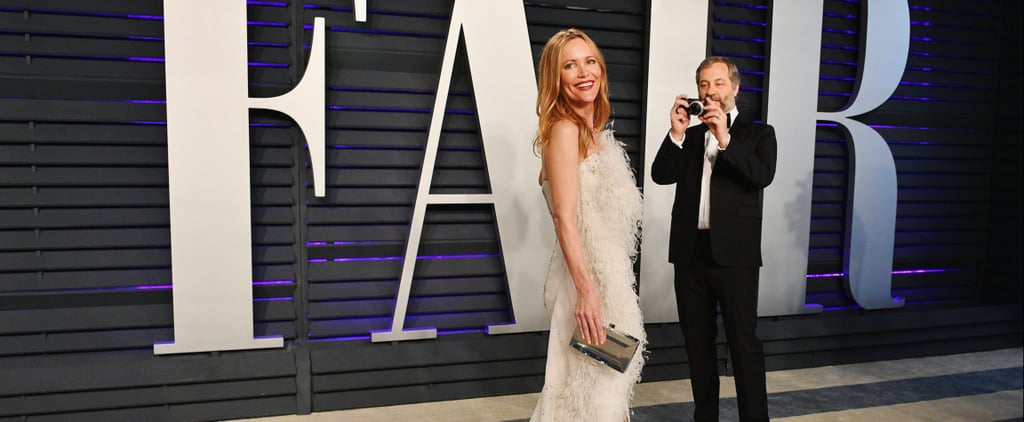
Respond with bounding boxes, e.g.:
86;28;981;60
533;28;610;158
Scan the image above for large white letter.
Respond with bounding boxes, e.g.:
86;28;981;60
832;1;908;309
157;2;326;354
765;0;907;313
639;0;709;323
371;0;543;342
760;1;826;316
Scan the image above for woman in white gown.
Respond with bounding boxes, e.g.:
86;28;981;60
530;28;646;422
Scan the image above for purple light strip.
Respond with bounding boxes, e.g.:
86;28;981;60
126;35;164;41
127;57;165;63
307;240;386;246
135;284;172;290
254;280;295;286
823;28;858;36
714;18;767;28
713;2;767;10
892;268;952;275
820;59;859;67
821;43;860;52
807;268;958;278
905;65;992;75
250;41;290;48
817;90;848;98
815;122;939;131
247;0;288;6
250;61;289;68
248;20;288;28
714;35;767;44
910;51;996;61
806;272;844;278
889;95;938;101
418;253;496;260
910;19;998;33
823;11;857;20
311;335;372;342
310;253;499;263
315;256;401;263
715;53;766;61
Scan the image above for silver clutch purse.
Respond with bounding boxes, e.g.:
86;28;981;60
569;324;640;373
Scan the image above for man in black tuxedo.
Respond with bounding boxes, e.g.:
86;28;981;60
651;56;776;422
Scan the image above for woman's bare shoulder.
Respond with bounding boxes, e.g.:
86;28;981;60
548;119;579;142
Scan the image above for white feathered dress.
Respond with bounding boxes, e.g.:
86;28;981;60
531;130;646;421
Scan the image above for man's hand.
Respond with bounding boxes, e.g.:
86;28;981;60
669;94;692;141
699;98;730;149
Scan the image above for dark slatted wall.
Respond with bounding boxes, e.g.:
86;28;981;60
0;0;1020;420
807;0;998;309
0;1;301;420
786;0;1021;361
987;0;1023;301
301;0;511;342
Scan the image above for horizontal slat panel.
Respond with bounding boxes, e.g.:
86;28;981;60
0;301;293;335
0;348;297;395
314;360;542;393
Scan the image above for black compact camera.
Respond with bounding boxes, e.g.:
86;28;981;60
680;98;704;115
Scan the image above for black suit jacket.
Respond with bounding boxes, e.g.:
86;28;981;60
651;114;777;267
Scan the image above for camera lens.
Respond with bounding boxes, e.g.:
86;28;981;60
684;99;704;115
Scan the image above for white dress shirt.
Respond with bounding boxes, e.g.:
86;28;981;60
668;108;739;229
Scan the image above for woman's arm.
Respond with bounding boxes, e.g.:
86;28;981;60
542;120;606;345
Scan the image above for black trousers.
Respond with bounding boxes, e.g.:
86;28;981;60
675;229;768;422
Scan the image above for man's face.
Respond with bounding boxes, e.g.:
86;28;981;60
697;62;739;112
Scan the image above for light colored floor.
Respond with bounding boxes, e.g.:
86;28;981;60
242;347;1023;422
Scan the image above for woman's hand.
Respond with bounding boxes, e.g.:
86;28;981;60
543;120;606;346
575;286;606;345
